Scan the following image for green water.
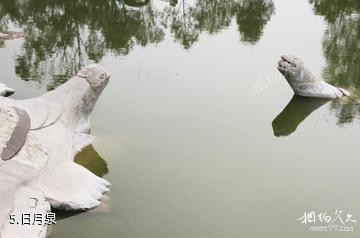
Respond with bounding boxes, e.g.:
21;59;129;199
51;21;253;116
1;0;360;237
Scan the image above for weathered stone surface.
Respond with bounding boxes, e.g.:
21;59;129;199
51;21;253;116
277;55;350;98
1;187;50;238
0;64;111;238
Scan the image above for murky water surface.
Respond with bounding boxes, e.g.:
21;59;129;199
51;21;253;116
1;0;360;237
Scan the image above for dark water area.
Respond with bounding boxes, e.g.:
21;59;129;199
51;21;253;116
1;0;360;237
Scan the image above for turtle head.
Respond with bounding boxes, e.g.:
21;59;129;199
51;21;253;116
77;64;111;89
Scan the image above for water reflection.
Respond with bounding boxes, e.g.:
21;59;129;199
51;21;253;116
0;0;164;89
310;0;360;125
235;0;275;44
0;0;274;89
74;145;109;177
161;0;275;48
272;96;330;137
161;0;200;48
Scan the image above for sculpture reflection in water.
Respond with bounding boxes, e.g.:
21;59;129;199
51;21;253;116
75;145;109;178
272;95;330;137
0;0;275;89
310;0;360;125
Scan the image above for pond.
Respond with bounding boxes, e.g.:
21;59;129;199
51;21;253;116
1;0;360;237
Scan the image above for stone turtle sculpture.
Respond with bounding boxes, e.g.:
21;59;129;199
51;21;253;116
0;64;111;238
277;55;350;98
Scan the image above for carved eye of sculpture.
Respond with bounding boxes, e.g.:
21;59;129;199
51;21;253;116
100;73;105;80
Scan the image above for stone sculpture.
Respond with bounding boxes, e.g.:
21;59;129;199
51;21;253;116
0;64;111;238
277;55;350;98
272;95;330;137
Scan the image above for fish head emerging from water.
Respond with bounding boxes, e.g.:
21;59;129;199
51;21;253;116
277;55;306;84
77;64;111;90
277;55;350;98
39;64;112;134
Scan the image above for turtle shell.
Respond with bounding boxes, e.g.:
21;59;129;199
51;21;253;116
0;105;30;161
